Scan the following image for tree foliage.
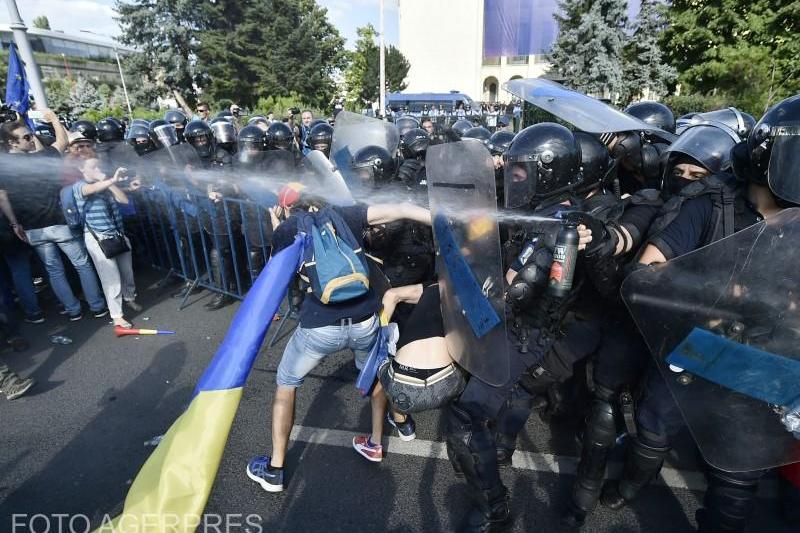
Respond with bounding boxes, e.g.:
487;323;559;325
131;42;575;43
661;0;800;114
343;25;410;107
68;77;104;116
549;0;629;100
622;0;677;102
194;0;346;109
115;0;200;104
32;16;51;30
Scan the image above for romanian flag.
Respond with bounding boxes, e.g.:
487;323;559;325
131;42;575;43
97;235;304;533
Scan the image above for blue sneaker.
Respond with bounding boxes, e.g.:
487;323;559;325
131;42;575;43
246;455;284;492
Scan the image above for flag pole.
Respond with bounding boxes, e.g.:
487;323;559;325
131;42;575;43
3;0;48;107
379;0;386;120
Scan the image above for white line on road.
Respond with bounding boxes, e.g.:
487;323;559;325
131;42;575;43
289;425;777;497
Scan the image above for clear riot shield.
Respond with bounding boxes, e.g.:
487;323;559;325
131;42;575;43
427;141;510;386
302;150;354;206
503;78;675;141
621;208;800;472
330;111;400;181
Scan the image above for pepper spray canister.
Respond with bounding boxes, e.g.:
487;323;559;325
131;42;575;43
547;222;579;298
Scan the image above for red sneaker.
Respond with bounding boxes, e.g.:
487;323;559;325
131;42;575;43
352;435;383;462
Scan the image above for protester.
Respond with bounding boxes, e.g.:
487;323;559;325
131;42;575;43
246;184;432;491
73;159;142;328
0;122;108;321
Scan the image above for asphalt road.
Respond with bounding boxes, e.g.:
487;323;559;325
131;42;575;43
0;268;794;532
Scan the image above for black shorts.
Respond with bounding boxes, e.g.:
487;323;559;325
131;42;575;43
396;283;444;350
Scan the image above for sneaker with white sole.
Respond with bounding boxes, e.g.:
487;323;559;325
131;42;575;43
353;435;383;462
246;455;284;492
5;376;35;400
387;412;416;441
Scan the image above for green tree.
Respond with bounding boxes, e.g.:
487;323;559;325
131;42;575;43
115;0;200;105
549;0;629;100
32;16;51;30
661;0;800;115
621;0;677;103
68;77;103;116
194;0;346;109
343;24;410;108
44;79;73;115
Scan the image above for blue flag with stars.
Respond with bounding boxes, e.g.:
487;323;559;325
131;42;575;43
5;43;34;129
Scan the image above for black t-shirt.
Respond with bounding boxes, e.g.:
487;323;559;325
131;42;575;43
0;150;66;230
651;194;763;260
272;204;379;328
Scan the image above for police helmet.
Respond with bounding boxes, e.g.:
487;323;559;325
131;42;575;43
164;109;188;130
487;130;515;156
351;145;396;185
210;119;237;146
624;101;676;133
184;120;215;158
747;94;800;204
126;124;157;156
70;120;97;140
401;128;431;157
574;132;614;193
503;123;582;208
248;116;270;132
267;122;294;151
449;119;474;141
395;116;420;137
462;126;492;147
96;118;125;143
308;122;334;157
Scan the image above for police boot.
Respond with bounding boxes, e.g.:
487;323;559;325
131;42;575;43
495;385;536;467
601;436;670;510
205;248;233;310
560;385;618;529
695;468;762;533
446;403;511;533
462;485;511;533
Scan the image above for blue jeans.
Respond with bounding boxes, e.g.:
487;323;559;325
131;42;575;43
276;315;379;387
1;245;42;316
25;225;106;314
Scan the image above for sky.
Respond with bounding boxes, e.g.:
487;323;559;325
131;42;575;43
0;0;399;48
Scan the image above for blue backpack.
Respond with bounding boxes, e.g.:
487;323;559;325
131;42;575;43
297;207;370;304
60;185;84;231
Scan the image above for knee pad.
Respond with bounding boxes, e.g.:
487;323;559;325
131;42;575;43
585;386;618;449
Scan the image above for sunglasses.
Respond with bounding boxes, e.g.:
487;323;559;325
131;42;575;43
197;108;209;113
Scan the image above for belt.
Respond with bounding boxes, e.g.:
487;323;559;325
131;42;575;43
387;362;457;387
330;312;375;327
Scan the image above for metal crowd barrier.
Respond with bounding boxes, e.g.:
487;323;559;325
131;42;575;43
125;183;299;345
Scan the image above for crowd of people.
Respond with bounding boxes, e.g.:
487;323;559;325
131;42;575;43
1;86;799;533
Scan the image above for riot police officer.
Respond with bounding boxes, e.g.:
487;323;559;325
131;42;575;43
307;122;333;158
185;120;216;166
446;123;591;532
624;101;676;134
588;98;800;533
396;128;431;189
126;123;157;156
70;120;97;141
165;109;189;142
267;121;295;153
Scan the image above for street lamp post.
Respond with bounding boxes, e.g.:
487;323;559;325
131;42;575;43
4;0;48;107
114;49;133;117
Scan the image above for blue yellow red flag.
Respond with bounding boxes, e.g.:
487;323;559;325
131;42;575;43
96;235;304;532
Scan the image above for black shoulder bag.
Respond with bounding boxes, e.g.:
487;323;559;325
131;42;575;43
87;192;130;259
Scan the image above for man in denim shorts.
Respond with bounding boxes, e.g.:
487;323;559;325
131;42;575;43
247;189;431;493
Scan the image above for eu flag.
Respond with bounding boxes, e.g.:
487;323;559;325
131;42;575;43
4;43;34;129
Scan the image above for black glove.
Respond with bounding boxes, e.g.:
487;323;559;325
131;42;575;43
397;158;424;185
565;211;616;261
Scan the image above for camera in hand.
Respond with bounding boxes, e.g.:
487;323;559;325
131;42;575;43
290;107;301;115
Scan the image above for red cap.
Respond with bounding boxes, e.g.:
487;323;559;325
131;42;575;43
277;182;306;208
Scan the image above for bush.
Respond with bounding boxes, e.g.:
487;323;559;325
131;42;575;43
80;107;164;122
664;93;746;118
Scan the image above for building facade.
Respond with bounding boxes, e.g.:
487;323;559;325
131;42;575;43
0;25;136;84
398;0;550;104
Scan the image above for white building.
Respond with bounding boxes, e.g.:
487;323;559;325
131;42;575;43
398;0;551;104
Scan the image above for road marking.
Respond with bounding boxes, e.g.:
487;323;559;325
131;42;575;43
289;425;777;497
